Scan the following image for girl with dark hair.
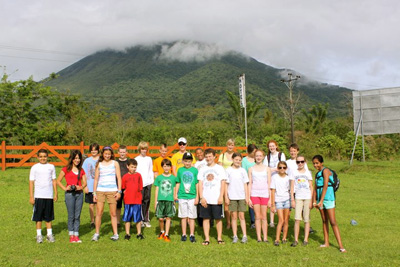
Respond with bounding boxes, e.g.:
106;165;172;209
56;150;87;243
312;155;346;252
241;144;258;228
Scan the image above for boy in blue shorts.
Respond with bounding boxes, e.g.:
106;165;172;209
122;159;144;240
29;149;58;243
154;159;176;242
175;152;199;243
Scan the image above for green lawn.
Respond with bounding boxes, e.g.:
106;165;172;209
0;160;398;266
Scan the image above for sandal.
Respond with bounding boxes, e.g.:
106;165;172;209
291;241;298;247
202;241;210;246
302;241;308;246
320;244;328;248
217;240;225;245
274;240;280;246
282;239;287;244
340;248;347;253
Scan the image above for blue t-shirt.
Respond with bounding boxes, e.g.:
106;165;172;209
82;157;98;192
316;168;335;201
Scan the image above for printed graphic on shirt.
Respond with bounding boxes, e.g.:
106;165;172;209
182;170;195;193
160;179;173;197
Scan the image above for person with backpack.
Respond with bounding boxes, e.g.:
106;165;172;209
312;155;346;253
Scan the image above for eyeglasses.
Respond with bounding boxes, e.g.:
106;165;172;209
296;161;305;164
178;142;187;146
278;166;287;170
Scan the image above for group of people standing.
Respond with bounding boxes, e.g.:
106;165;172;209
28;137;345;252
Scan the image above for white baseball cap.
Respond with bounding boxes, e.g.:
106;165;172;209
178;137;187;144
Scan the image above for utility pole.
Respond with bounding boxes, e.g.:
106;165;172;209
281;73;300;143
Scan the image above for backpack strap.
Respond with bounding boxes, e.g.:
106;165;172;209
278;152;282;162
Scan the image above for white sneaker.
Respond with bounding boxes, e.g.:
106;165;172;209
232;236;239;244
46;234;55;243
241;236;248;243
36;235;43;243
145;221;151;228
110;234;119;241
91;233;100;241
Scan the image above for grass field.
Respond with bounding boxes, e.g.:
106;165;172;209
0;160;399;266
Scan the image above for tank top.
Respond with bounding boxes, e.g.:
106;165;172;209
251;168;269;198
97;160;118;192
316;168;335;201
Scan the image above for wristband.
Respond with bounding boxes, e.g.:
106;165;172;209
117;190;122;194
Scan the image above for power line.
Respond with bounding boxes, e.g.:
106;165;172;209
0;44;84;56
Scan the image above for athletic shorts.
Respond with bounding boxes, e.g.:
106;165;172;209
96;191;117;204
123;204;142;223
155;201;176;218
85;192;96;204
295;199;311;222
178;199;197;219
319;200;335;210
32;198;54;222
250;196;269;206
117;192;124;209
275;199;290;210
199;204;224;220
229;199;247;212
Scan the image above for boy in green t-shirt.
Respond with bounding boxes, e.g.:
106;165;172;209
154;159;176;242
174;152;199;243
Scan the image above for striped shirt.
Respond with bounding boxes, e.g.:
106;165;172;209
97;160;118;192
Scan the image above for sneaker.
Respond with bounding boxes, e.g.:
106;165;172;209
137;234;144;240
91;233;100;241
232;236;239;244
36;235;43;243
189;235;196;243
302;241;309;246
158;232;165;240
181;235;187;242
141;222;145;228
124;234;131;240
46;234;55;243
269;223;275;228
74;236;82;243
241;236;248;244
110;234;119;241
309;227;315;234
250;223;256;229
164;234;171;242
69;235;76;243
145;221;151;228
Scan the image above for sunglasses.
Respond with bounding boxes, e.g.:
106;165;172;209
178;142;187;146
278;166;287;170
296;160;305;164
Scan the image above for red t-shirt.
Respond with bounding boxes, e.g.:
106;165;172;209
122;172;143;204
62;166;85;186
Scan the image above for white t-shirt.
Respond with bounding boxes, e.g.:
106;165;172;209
270;173;290;202
226;167;249;200
194;159;207;171
198;163;227;205
135;155;154;187
29;163;56;199
263;152;286;168
290;169;313;200
286;159;309;176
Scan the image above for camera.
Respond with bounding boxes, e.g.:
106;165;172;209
70;185;76;191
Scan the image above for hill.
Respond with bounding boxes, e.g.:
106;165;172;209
46;41;352;121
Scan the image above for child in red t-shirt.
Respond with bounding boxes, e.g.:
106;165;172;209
122;159;144;240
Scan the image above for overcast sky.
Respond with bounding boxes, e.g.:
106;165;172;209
1;0;399;90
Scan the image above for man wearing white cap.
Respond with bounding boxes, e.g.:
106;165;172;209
171;137;196;176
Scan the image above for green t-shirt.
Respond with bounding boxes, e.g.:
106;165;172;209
155;174;176;201
176;167;198;199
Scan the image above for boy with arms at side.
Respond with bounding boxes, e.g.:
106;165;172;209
174;152;199;243
171;137;196;176
135;141;154;228
154;159;176;242
117;145;129;227
122;159;144;240
153;143;171;178
29;149;58;243
194;148;207;171
198;148;227;245
286;143;309;176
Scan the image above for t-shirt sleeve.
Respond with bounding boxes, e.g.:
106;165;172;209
307;171;313;181
171;154;177;167
176;168;182;183
220;166;227;180
122;175;126;190
51;165;56;179
154;175;160;187
218;154;223;163
138;173;143;191
152;158;158;172
241;168;249;183
281;153;286;162
29;165;36;181
270;176;276;189
225;168;231;184
197;169;204;181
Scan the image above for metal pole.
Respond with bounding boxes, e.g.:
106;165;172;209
281;73;300;144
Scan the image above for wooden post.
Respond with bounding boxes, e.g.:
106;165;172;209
1;141;6;171
80;141;85;155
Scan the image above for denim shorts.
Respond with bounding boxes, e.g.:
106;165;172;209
275;199;290;210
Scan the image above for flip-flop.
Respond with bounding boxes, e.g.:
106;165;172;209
217;240;225;245
340;248;347;253
320;244;328;248
202;241;210;246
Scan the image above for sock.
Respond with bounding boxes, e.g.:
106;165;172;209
47;229;52;236
37;229;42;236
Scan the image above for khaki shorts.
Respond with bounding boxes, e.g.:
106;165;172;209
295;199;311;222
229;199;247;212
96;191;117;204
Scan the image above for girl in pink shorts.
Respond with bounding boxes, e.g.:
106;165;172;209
248;150;271;242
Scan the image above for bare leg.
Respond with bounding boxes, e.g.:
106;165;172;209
327;208;345;250
261;205;268;241
275;209;284;242
231;211;238;237
189;219;195;236
36;221;42;231
216;219;223;241
304;222;310;242
225;203;231;229
203;219;210;241
165;217;171;235
95;202;104;234
238;212;247;237
136;222;142;235
89;203;95;223
181;218;187;236
270;209;275;226
109;203;118;235
319;209;330;247
294;220;300;242
116;208;121;225
125;222;131;235
254;204;262;241
159;219;165;233
282;209;290;240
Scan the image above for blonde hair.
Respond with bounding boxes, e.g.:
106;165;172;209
138;141;149;151
227;138;235;146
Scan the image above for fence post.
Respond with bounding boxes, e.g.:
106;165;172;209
80;141;85;155
1;141;5;171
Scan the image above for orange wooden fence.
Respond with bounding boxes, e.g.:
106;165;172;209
0;141;247;171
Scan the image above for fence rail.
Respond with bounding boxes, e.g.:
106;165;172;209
0;141;247;171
